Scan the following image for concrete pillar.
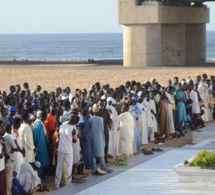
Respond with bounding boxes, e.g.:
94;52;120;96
185;24;206;64
119;1;210;66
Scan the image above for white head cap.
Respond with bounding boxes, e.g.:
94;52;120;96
106;97;113;103
34;161;41;168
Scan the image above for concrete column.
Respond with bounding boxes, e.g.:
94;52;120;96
161;24;185;65
119;1;210;66
185;24;206;65
123;24;161;66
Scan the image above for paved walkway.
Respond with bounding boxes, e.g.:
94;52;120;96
48;125;215;195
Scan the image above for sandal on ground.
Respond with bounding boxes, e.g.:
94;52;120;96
156;148;163;152
114;159;127;166
93;169;107;175
143;149;153;155
152;148;157;152
72;178;86;183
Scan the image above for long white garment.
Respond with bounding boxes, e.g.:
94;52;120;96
143;99;153;128
19;123;35;163
107;105;118;157
198;82;210;122
165;92;175;134
129;105;139;153
136;102;148;145
149;99;158;133
12;131;25;178
190;90;201;114
6;160;13;195
111;112;134;155
18;162;41;192
0;144;5;172
72;126;80;165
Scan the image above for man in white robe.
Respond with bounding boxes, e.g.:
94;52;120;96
149;92;158;136
4;124;17;195
19;111;35;163
12;117;25;178
109;104;134;159
136;91;148;145
198;74;211;122
143;97;154;141
106;97;119;158
190;84;201;129
18;161;42;192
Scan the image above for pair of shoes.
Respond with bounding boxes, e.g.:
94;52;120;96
93;169;107;175
72;176;86;183
143;149;153;155
152;148;163;152
72;178;86;183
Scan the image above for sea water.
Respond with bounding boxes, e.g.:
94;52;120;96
0;32;214;61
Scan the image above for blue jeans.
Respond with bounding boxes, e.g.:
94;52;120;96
92;156;105;171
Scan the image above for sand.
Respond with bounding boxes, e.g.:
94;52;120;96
1;63;214;194
0;64;215;93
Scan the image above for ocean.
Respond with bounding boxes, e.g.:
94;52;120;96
0;32;214;61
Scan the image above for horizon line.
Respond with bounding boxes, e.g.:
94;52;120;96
0;32;123;35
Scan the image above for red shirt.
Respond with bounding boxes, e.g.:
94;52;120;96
44;113;57;139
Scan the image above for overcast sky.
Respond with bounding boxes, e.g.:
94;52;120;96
0;0;214;33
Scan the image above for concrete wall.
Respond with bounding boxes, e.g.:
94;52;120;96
119;1;210;66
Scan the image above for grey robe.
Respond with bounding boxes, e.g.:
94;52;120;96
89;116;105;157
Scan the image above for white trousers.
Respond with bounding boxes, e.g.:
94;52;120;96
6;160;13;195
108;127;118;157
55;152;73;189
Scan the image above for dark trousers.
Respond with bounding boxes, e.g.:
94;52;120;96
104;127;109;161
192;114;200;129
178;121;183;133
44;139;55;176
0;170;6;195
77;164;84;175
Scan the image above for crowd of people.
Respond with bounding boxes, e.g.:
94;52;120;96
0;73;215;194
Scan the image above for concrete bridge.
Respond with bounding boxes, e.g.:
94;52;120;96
119;0;215;66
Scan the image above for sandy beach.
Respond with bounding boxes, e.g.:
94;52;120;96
0;63;215;93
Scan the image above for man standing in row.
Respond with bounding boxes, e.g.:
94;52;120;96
89;105;107;175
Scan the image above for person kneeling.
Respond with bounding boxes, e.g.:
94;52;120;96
18;161;48;193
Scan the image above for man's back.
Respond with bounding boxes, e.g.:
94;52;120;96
98;108;111;129
58;124;74;154
88;116;105;157
4;133;16;161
